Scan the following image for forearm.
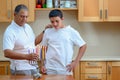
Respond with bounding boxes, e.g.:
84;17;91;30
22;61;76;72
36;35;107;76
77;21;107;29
74;44;87;63
4;49;28;60
35;32;44;46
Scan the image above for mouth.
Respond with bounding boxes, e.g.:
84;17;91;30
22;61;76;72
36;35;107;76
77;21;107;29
54;26;59;29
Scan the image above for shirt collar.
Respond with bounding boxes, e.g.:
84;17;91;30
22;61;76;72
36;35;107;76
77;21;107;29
11;20;25;29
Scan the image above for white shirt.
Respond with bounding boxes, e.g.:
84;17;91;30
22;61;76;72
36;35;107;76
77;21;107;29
3;20;36;70
42;25;86;71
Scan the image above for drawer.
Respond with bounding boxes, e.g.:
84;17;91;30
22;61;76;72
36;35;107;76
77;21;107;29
81;74;106;80
81;61;106;73
0;61;10;75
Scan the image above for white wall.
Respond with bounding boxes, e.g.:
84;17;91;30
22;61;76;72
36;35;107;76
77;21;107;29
0;10;120;60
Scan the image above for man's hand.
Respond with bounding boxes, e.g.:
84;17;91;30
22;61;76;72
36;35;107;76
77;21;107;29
41;66;46;74
26;53;39;61
66;61;77;72
45;24;53;29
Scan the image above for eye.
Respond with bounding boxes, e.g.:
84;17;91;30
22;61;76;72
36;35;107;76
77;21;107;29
51;21;54;23
20;15;28;18
56;20;59;23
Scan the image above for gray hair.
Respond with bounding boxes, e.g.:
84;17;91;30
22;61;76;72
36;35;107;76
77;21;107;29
14;4;28;14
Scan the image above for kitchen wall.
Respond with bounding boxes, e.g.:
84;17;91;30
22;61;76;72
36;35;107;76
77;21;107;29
0;10;120;60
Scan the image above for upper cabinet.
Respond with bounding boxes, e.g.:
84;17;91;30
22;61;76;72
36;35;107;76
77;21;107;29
12;0;35;22
0;0;35;22
78;0;120;22
0;0;12;22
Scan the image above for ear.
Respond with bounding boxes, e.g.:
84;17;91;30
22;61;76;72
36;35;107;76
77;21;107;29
14;13;16;16
61;17;64;20
14;13;17;17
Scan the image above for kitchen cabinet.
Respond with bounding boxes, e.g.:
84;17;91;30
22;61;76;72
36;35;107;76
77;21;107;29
0;61;10;75
80;61;107;80
107;62;120;80
12;0;35;22
73;62;80;80
0;0;35;22
78;0;120;22
0;0;12;22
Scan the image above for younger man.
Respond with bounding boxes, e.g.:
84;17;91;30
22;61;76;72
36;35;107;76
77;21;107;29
41;9;87;75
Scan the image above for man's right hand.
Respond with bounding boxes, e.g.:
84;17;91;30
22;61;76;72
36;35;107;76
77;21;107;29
41;66;46;74
26;53;39;61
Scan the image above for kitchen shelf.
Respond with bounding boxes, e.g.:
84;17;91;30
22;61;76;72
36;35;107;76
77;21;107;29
35;8;78;11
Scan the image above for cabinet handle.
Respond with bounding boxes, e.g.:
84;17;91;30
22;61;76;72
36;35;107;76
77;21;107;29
88;75;98;79
108;65;111;75
7;10;11;19
87;62;97;66
105;9;108;19
6;66;8;75
100;9;102;19
7;0;11;19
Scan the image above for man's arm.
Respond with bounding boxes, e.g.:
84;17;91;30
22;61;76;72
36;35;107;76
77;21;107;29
4;49;39;60
35;31;44;46
66;44;87;72
74;44;87;63
35;24;53;46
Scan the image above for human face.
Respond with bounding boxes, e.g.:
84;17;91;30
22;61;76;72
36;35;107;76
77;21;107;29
50;16;64;30
14;9;28;26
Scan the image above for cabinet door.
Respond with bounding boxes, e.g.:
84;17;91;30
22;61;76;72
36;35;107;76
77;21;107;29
12;0;35;22
78;0;104;22
73;62;80;80
0;61;10;75
104;0;120;21
107;62;120;80
0;0;12;22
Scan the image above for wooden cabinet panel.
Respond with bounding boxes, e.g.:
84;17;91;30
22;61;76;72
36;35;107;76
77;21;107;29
0;61;10;75
104;0;120;21
73;62;80;80
107;62;120;80
0;0;35;22
78;0;120;22
81;61;106;73
81;74;106;80
80;61;107;80
78;0;103;22
73;61;120;80
0;0;12;22
12;0;35;22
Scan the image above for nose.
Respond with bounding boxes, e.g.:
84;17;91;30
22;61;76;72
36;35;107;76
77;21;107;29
23;16;28;20
52;22;57;26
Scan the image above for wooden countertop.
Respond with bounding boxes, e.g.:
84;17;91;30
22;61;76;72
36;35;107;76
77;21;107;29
0;75;75;80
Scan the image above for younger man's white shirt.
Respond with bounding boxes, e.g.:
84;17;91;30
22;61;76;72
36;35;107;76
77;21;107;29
41;25;86;74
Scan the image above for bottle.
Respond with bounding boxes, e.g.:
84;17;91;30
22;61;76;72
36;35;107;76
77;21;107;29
36;0;42;8
64;0;71;8
42;0;47;8
53;0;60;8
47;0;53;8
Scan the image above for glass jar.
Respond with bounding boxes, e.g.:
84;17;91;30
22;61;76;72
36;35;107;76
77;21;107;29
47;0;53;8
64;0;71;8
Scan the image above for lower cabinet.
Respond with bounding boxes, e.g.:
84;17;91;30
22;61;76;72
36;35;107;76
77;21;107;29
80;61;107;80
107;62;120;80
73;62;80;80
0;61;10;75
73;61;120;80
0;61;120;80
